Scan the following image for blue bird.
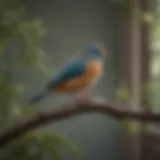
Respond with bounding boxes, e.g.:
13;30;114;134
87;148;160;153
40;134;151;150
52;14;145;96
29;43;106;104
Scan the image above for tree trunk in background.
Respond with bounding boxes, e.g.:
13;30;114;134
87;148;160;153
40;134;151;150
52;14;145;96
129;1;142;160
117;6;131;88
140;0;151;112
118;0;151;160
140;0;153;160
117;3;132;160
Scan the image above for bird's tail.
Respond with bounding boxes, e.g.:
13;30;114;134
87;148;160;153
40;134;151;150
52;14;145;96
28;89;49;105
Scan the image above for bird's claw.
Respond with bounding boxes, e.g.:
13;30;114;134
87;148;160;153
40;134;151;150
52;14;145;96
93;96;106;104
74;93;90;105
75;96;90;104
74;94;106;106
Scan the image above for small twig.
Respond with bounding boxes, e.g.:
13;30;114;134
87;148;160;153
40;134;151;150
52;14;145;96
0;100;160;148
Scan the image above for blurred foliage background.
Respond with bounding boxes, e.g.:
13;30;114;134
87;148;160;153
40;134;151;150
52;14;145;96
0;0;160;159
0;0;80;159
150;0;160;109
114;0;160;109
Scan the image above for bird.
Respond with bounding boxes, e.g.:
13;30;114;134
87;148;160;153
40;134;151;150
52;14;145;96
29;43;107;105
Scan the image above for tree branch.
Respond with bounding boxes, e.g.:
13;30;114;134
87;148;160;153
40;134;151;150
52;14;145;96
0;100;160;148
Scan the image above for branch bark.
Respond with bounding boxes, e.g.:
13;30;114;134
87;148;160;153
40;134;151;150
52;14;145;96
0;100;160;148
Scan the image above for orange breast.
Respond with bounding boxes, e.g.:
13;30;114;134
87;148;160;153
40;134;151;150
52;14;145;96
54;60;103;93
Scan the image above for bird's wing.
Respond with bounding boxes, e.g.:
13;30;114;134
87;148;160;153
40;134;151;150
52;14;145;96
47;60;86;88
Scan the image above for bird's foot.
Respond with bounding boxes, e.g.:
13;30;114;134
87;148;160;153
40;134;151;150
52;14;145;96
74;92;90;105
74;92;106;106
93;96;106;104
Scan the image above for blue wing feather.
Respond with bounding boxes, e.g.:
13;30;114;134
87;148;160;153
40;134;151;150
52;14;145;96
28;60;86;105
47;60;86;88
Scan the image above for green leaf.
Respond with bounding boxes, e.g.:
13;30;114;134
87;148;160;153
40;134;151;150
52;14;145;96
24;132;80;159
116;87;130;103
0;1;77;159
120;120;140;133
141;12;156;29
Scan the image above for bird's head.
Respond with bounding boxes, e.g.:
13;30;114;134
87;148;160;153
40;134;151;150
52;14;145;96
82;43;107;60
